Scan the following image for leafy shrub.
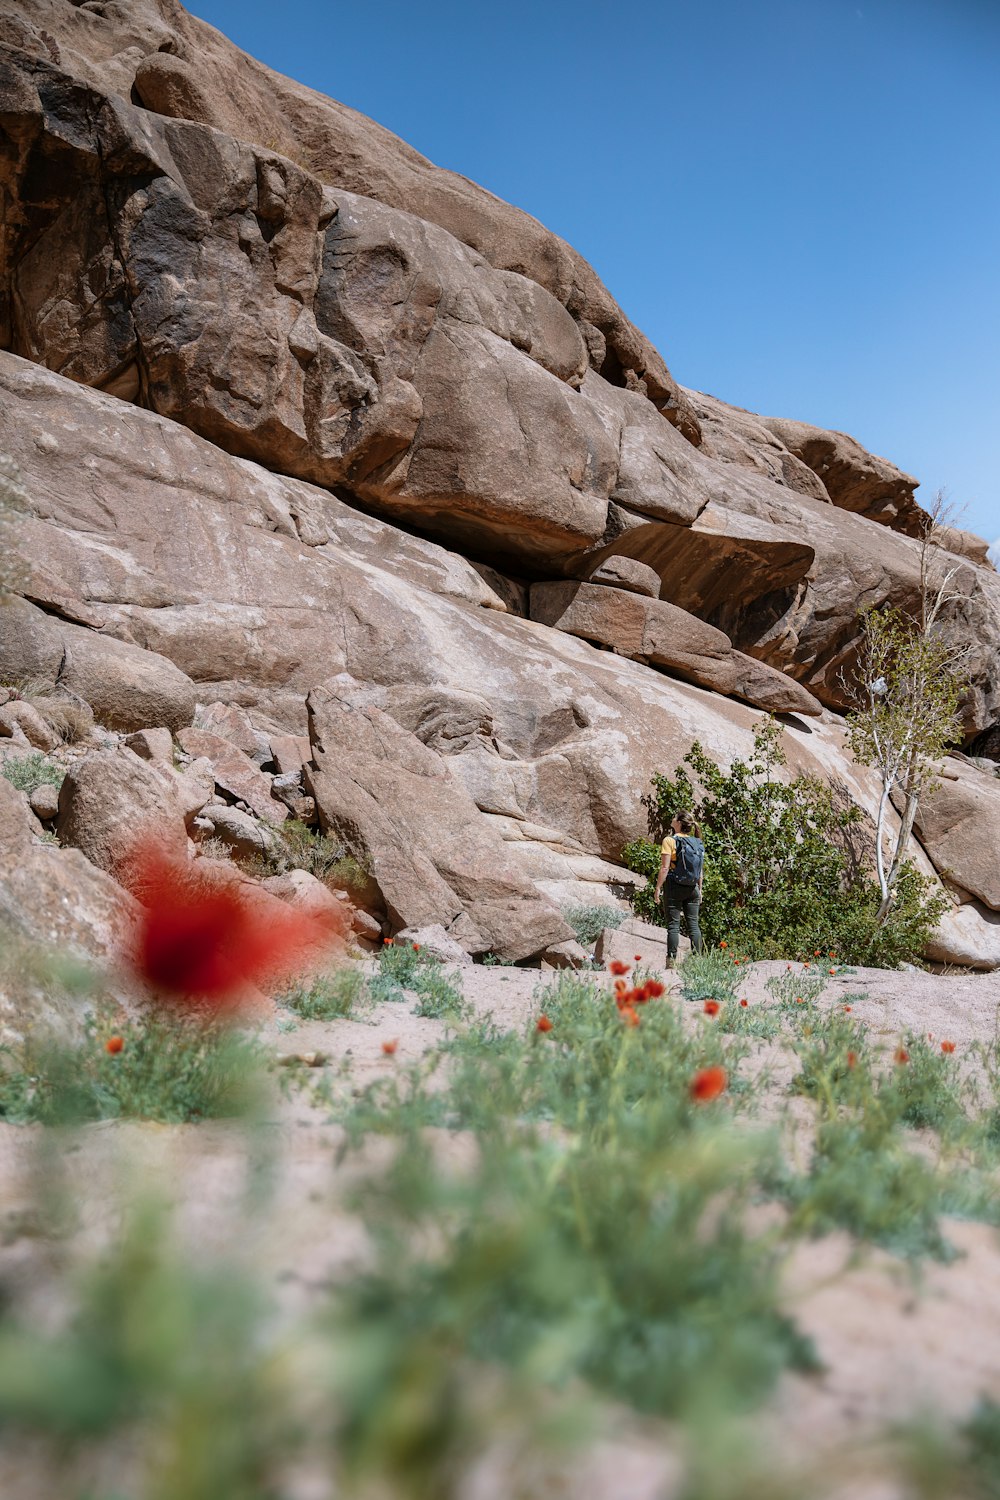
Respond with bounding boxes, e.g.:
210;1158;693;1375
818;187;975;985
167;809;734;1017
678;947;740;1004
1;752;65;795
0;1009;265;1125
279;967;367;1020
367;941;467;1019
562;903;626;945
622;718;947;967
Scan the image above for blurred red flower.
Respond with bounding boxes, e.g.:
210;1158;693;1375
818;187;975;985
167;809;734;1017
105;1036;124;1055
690;1065;727;1102
634;954;642;962
847;1051;858;1069
703;999;720;1017
739;998;748;1008
941;1040;956;1055
895;1048;910;1065
620;1004;640;1028
124;842;343;1011
642;979;665;1000
536;1014;553;1033
719;941;728;950
609;960;631;976
843;1005;853;1012
382;1038;399;1055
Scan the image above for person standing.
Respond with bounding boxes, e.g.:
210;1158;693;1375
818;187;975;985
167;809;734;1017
653;811;705;967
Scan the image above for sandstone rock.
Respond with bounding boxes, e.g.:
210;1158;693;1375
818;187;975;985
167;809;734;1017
586;556;661;597
925;899;1000;972
0;778;140;1037
914;763;1000;912
684;389;830;502
261;868;350;939
270;733;312;775
538;938;590;970
171;757;215;825
394;925;473;966
59;623;198;733
530;581;821;716
758;415;923;534
124;727;174;763
0;699;58;750
176;728;287;824
28;782;59;821
305;687;572;961
594;916;687;969
200;804;278;859
193;702;271;766
56;748;188;875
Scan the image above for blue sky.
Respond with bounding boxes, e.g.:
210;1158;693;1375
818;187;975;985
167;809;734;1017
188;0;1000;545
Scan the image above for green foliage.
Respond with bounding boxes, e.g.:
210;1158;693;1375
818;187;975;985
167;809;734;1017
561;903;626;945
331;975;813;1430
368;942;467;1019
1;752;65;794
678;947;740;1004
279;966;367;1020
0;1008;266;1125
623;719;946;966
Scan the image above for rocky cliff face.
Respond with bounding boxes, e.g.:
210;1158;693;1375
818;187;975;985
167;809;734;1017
0;0;998;970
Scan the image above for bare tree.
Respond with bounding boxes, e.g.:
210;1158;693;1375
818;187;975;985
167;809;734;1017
846;492;969;922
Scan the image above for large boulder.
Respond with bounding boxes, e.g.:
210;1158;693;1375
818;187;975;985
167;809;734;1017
913;763;1000;912
530;581;822;718
305;685;572;961
56;747;189;875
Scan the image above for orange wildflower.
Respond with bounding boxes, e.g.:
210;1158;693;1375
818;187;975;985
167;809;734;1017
381;1038;399;1055
621;1004;640;1028
608;960;631;976
382;936;392;945
941;1040;956;1054
703;999;720;1017
843;1005;852;1013
634;954;643;962
739;998;748;1008
814;950;821;957
846;1051;858;1069
690;1065;727;1102
895;1048;910;1065
105;1036;124;1055
829;968;837;976
719;941;728;950
412;943;421;953
641;979;665;1000
536;1014;553;1033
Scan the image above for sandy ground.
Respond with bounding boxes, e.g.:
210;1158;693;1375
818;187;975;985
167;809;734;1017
0;957;998;1498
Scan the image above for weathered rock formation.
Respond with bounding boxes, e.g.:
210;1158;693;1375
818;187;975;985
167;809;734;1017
0;0;997;970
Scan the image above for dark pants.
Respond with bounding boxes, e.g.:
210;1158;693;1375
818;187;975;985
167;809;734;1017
664;884;703;959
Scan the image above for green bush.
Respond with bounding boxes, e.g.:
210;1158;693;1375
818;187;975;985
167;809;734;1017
1;752;65;795
0;1008;266;1125
562;903;626;945
279;967;367;1020
367;941;467;1019
622;719;947;967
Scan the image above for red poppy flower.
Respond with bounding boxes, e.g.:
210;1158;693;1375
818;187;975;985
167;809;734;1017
382;936;392;946
703;999;720;1017
739;998;748;1008
720;941;728;950
536;1014;553;1033
412;943;421;953
843;1005;852;1013
796;997;805;1004
381;1038;399;1055
828;952;836;960
634;954;642;962
941;1040;956;1055
105;1036;124;1055
733;958;740;966
895;1048;910;1065
814;950;821;957
642;979;665;1000
690;1065;727;1102
621;1004;640;1028
846;1051;858;1069
803;962;810;969
123;841;343;1012
609;960;631;976
829;968;837;976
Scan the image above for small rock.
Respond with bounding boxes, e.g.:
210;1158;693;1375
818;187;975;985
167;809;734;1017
270;732;312;775
177;727;287;823
28;782;60;821
0;700;59;751
123;727;174;762
193;702;271;766
201;804;278;859
587;556;661;598
538;937;589;969
394;924;474;966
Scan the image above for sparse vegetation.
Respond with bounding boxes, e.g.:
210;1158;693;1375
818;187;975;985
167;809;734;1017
623;719;948;966
562;902;626;944
279;967;367;1020
1;752;65;795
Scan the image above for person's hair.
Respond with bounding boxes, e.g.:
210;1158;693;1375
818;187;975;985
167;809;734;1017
674;810;701;837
